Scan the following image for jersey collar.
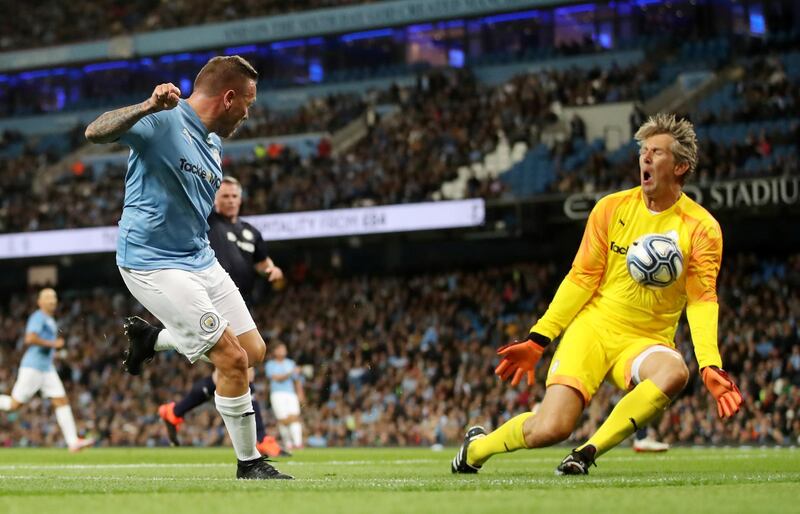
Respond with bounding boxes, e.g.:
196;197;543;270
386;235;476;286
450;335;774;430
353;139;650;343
179;99;212;139
638;188;686;216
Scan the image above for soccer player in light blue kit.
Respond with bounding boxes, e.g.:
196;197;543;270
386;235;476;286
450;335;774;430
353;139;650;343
85;56;291;479
265;343;305;450
0;288;94;452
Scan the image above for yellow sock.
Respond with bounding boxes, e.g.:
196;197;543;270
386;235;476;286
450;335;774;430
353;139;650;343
467;412;533;467
579;379;670;457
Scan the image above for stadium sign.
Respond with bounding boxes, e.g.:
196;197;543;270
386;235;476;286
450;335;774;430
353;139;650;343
563;177;800;220
0;199;485;260
245;199;485;241
700;177;800;210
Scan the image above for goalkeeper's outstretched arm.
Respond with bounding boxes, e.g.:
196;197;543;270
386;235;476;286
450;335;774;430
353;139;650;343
685;218;742;418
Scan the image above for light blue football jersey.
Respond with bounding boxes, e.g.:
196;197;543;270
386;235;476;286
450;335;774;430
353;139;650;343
20;310;57;372
266;358;297;394
117;100;223;271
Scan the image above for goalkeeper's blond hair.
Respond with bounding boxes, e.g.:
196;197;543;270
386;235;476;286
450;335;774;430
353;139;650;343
634;113;698;183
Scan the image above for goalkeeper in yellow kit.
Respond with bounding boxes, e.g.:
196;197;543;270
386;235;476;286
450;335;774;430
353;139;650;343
452;113;743;475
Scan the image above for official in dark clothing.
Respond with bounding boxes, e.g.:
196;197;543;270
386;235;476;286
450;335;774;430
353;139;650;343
207;180;282;303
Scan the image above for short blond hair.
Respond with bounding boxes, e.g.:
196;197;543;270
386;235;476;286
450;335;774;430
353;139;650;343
38;288;56;299
222;175;241;188
194;55;258;95
634;113;698;175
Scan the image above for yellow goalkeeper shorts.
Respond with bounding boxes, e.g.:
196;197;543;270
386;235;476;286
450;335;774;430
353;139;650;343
545;308;678;404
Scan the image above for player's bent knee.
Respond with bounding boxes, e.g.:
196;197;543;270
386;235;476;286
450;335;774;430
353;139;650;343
252;342;266;366
236;329;267;366
638;350;690;398
51;397;69;407
226;346;249;373
217;353;248;385
671;362;690;391
210;330;249;373
240;342;265;367
655;361;690;398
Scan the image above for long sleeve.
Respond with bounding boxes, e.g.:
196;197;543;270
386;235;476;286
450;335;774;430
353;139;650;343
530;277;594;339
687;302;721;368
531;199;610;339
685;219;724;368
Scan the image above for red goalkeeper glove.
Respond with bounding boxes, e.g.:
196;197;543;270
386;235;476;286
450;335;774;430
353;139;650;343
494;333;550;386
701;366;743;419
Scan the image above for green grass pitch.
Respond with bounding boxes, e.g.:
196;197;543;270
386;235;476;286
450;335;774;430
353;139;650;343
0;447;797;513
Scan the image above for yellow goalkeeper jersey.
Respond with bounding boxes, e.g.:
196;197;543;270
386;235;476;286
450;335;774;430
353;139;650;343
532;186;723;368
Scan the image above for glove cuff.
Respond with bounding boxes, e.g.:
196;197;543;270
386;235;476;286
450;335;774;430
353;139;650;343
528;332;551;347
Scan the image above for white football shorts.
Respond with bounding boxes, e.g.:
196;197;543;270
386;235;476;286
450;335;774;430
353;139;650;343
11;367;66;403
119;261;256;363
270;391;301;420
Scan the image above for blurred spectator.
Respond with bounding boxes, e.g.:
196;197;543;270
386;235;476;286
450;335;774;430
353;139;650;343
0;0;384;52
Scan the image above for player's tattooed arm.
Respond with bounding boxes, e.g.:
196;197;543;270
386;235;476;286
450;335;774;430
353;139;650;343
85;83;181;144
84;101;154;144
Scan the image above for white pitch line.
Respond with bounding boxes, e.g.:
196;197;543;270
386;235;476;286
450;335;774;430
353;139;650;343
0;451;789;472
0;473;796;487
0;463;231;471
0;475;232;482
0;460;442;471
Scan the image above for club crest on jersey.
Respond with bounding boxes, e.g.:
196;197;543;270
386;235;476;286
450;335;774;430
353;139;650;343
200;312;220;333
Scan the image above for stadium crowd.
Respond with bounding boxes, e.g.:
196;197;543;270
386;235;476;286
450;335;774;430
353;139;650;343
0;0;383;52
0;253;797;449
236;92;368;140
548;49;800;195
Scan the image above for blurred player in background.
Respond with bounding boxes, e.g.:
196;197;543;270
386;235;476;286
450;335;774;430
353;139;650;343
158;176;289;458
0;288;94;452
452;114;743;475
266;343;305;450
85;55;291;479
633;426;669;452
